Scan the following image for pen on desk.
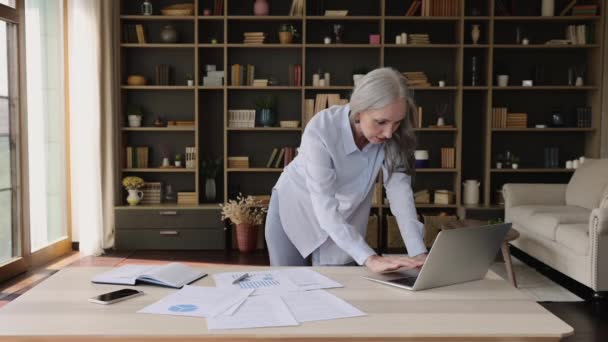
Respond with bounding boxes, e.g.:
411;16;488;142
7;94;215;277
232;273;249;284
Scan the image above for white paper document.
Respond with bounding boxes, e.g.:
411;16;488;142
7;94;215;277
138;285;253;318
213;271;299;294
207;295;298;330
281;290;366;322
281;268;343;291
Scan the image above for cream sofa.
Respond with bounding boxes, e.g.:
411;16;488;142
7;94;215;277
503;159;608;293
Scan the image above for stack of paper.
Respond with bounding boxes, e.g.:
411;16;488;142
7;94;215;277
138;285;253;318
137;268;366;330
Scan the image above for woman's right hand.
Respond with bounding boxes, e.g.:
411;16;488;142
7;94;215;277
364;255;423;273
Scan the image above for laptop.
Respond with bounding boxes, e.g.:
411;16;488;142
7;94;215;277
363;223;511;291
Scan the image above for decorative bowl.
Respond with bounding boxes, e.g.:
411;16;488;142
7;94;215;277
127;75;146;86
160;3;194;16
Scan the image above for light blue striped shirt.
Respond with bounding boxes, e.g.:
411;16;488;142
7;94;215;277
274;104;426;265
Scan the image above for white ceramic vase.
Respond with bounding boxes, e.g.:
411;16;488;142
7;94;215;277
471;25;480;44
127;189;143;206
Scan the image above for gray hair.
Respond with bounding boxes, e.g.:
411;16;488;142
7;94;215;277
349;67;417;179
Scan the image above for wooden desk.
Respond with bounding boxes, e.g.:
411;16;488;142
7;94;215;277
0;266;573;341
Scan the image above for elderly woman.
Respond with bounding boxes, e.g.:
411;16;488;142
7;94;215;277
265;67;427;273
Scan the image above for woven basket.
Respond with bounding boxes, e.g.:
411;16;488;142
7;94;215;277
161;3;194;16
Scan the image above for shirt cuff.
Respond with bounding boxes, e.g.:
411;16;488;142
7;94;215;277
350;243;377;266
404;221;427;257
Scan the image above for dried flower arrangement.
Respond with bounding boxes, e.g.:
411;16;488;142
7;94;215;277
220;193;267;225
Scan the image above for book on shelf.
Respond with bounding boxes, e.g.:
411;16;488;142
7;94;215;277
91;263;207;289
243;32;266;44
252;79;268;87
288;0;304;16
566;24;590;44
491;107;508;129
441;147;455;169
125;146;149;168
140;182;162;204
123;24;146;44
230;64;255;86
421;0;459;16
405;0;421;16
265;148;279;168
213;0;224;15
576;106;592;128
559;0;578;16
571;4;597;16
177;192;197;205
185;146;196;169
274;148;286;168
506;113;528;128
288;64;302;86
416;106;423;128
228;109;256;128
155;64;171;85
283;147;296;167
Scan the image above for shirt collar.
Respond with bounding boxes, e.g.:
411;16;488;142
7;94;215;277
341;105;359;155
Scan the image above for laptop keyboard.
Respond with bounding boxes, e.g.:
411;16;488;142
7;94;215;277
390;276;418;287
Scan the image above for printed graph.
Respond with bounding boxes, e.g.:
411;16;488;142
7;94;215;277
232;273;280;289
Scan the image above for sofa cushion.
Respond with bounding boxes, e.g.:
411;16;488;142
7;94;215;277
566;159;608;210
555;223;589;255
510;205;590;241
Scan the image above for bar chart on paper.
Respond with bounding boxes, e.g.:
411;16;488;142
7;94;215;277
232;273;281;289
214;271;299;294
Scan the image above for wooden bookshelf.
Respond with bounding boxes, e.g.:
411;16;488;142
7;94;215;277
116;0;605;252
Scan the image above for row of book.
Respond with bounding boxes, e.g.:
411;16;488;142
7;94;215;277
177;192;197;205
491;108;528;128
565;24;593;45
576;106;592;128
243;32;265;44
155;64;172;86
265;147;297;168
184;147;197;169
123;24;146;44
211;0;224;16
125;146;149;168
230;64;255;86
303;94;348;125
403;72;431;87
288;64;303;86
415;0;459;16
440;147;455;169
228;110;256;128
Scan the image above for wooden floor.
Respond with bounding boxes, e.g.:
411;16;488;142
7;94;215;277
0;249;606;342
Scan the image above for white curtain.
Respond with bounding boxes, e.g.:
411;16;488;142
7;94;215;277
67;0;118;255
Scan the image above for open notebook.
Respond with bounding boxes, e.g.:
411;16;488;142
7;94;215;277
91;263;207;288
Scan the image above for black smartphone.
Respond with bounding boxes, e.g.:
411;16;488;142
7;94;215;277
88;288;143;305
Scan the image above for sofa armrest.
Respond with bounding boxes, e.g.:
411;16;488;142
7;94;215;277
503;183;567;209
590;208;608;237
590;208;608;291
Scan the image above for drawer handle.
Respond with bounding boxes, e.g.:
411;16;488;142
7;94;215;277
159;211;178;216
159;230;179;236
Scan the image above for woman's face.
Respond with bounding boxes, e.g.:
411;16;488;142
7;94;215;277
357;99;406;144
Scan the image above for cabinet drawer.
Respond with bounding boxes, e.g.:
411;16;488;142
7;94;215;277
115;209;223;229
115;228;225;250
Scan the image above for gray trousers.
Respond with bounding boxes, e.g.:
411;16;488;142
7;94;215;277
265;190;309;266
265;191;357;267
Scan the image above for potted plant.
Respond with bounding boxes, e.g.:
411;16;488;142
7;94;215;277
186;73;194;86
278;23;298;44
174;154;183;167
220;194;267;253
127;104;143;127
352;66;369;87
122;176;144;206
254;95;277;127
201;157;222;202
511;155;520;169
